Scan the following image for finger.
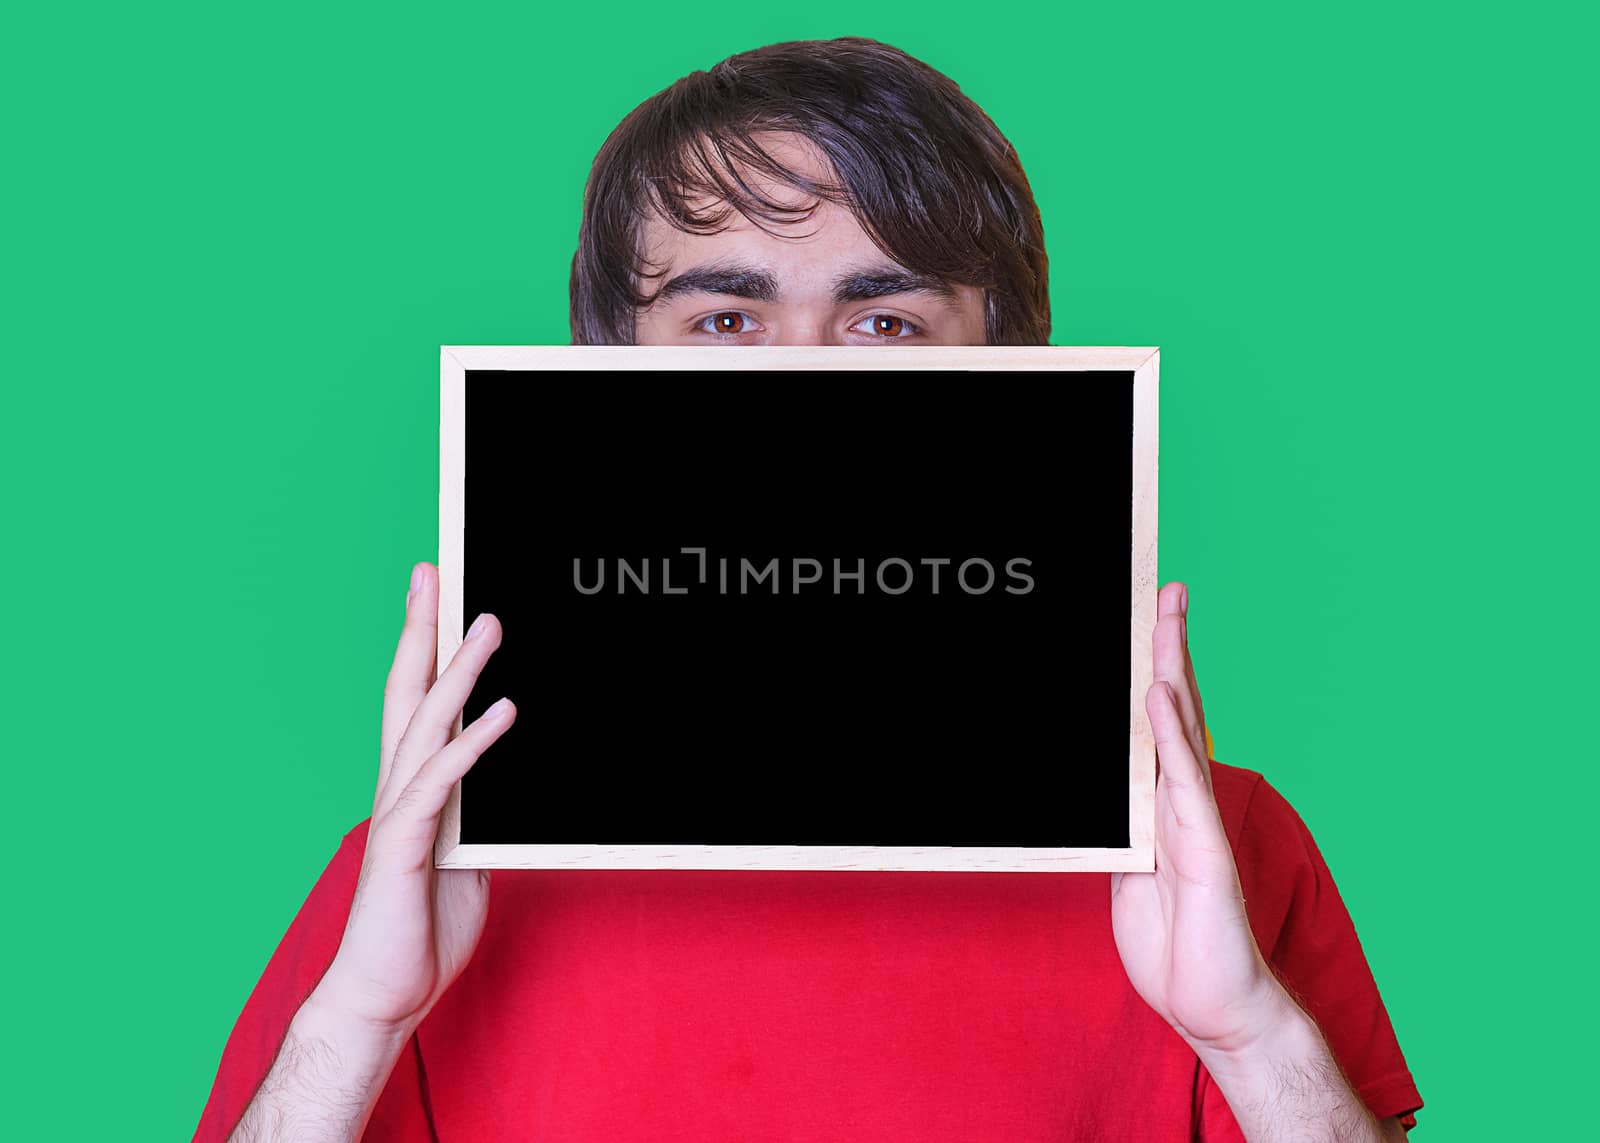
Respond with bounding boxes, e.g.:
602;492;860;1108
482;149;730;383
374;697;517;870
378;610;504;820
1175;583;1210;760
1154;582;1209;771
1146;680;1223;834
1172;583;1213;790
378;562;439;808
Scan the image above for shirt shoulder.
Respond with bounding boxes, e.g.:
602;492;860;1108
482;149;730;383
1204;762;1424;1133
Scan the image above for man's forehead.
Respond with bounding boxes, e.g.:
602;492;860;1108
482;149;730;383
640;214;966;311
644;206;845;270
637;132;967;307
633;184;902;297
717;130;839;192
641;131;841;250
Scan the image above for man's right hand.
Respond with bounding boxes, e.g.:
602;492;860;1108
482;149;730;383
316;560;515;1036
225;563;515;1142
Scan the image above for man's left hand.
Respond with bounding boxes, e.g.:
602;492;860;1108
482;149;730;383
1110;580;1295;1057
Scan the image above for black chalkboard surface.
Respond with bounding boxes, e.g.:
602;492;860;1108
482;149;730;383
435;346;1159;871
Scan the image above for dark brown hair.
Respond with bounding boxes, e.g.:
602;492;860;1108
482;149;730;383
569;37;1050;345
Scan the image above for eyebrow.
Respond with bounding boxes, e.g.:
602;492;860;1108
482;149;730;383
650;261;962;307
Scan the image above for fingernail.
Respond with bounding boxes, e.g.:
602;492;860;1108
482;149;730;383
1179;584;1188;614
466;613;490;640
409;564;423;597
487;697;511;718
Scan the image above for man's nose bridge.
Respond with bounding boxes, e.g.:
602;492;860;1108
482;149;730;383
772;316;839;345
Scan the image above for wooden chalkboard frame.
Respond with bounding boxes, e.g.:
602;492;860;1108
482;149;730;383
434;345;1159;872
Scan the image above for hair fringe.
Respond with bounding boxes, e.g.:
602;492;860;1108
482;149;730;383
570;37;1050;346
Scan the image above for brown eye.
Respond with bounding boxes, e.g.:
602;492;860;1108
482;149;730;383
850;313;921;339
700;312;755;335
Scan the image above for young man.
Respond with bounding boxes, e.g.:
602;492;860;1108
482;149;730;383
195;38;1422;1142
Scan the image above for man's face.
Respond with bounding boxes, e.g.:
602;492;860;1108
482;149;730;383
633;134;987;346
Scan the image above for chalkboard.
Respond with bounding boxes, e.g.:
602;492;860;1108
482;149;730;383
435;346;1158;871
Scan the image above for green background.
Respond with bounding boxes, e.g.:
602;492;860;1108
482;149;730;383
4;2;1592;1137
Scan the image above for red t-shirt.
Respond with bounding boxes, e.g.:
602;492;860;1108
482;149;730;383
192;760;1422;1140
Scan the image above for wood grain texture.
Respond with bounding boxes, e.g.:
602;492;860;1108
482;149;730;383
435;345;1159;872
434;348;465;861
1129;351;1160;866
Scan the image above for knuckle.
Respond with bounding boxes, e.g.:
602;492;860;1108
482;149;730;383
438;655;492;699
390;779;432;820
458;732;494;767
377;785;429;838
384;656;422;697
